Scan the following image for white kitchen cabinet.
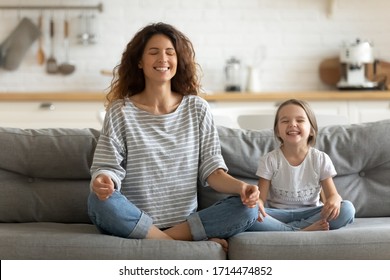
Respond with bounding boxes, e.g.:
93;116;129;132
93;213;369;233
209;100;350;130
306;101;350;127
208;101;277;129
348;101;390;124
1;92;389;130
0;101;105;129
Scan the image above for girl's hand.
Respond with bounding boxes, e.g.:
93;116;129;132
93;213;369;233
257;199;267;222
92;174;115;200
321;194;341;221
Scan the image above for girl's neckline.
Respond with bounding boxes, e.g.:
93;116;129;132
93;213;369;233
279;146;311;167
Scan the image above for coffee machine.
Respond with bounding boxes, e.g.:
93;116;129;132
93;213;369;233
337;39;379;90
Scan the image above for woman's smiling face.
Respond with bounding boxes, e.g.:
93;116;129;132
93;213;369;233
138;34;178;84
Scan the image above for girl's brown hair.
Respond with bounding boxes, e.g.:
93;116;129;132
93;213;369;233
273;99;318;146
105;22;201;107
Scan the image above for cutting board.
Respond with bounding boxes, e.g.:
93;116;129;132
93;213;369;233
318;57;341;86
319;57;390;89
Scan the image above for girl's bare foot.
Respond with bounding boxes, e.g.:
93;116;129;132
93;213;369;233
302;219;329;231
208;238;228;253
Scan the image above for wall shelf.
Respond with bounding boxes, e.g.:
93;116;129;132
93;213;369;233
0;3;103;13
1;91;390;102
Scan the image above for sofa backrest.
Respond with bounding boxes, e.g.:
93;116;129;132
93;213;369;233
1;120;389;223
216;119;390;218
0;127;99;223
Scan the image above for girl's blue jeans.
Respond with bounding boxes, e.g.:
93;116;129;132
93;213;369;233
247;200;355;231
88;190;258;240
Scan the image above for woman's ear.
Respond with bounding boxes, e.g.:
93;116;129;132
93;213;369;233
138;61;143;69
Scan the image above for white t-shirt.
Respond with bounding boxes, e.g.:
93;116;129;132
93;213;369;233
256;147;337;209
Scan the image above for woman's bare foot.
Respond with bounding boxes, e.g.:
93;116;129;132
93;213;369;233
302;219;329;231
208;238;228;253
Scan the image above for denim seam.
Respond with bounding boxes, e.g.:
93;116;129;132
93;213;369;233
187;213;208;241
128;211;153;239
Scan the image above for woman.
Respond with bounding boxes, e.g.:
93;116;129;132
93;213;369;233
87;22;259;250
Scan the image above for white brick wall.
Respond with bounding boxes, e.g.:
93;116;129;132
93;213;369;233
0;0;389;93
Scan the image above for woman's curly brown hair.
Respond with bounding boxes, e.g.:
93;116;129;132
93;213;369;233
105;22;202;107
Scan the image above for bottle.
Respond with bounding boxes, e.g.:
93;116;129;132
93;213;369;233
247;66;261;93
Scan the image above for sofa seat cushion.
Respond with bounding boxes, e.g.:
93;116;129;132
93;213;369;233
228;217;390;260
0;223;226;260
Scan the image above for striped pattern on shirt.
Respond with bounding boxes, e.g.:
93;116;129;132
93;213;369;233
90;95;227;228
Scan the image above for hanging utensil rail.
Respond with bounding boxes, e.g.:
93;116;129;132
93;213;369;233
0;3;103;12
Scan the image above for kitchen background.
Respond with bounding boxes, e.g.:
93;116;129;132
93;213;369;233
0;0;389;94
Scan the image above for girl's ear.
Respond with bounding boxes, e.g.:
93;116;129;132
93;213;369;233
275;125;280;137
138;61;143;69
275;128;283;143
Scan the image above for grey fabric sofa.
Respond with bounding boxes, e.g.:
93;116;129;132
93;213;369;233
1;119;390;260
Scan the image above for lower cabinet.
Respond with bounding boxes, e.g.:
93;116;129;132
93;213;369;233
0;101;105;129
209;100;351;130
209;100;390;129
1;99;389;130
348;101;390;124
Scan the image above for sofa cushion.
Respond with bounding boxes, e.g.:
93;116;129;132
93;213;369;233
0;169;91;223
0;223;226;260
316;120;390;217
0;127;99;179
217;120;390;218
228;217;390;260
217;126;276;180
0;127;99;223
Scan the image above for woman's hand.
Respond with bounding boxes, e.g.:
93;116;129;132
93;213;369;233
240;183;260;208
92;174;114;200
206;169;259;208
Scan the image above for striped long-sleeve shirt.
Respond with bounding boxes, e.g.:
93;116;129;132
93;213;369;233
90;95;227;228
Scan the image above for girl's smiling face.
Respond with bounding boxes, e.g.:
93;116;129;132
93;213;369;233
276;104;313;147
138;34;177;84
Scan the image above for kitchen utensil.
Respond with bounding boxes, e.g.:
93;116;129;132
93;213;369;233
58;18;75;75
246;45;266;93
46;16;58;74
36;14;45;65
0;17;40;70
77;12;96;45
369;60;390;90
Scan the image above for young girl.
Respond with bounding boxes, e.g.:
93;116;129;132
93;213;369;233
248;99;355;232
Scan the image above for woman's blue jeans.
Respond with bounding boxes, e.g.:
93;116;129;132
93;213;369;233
88;191;258;240
246;200;355;231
